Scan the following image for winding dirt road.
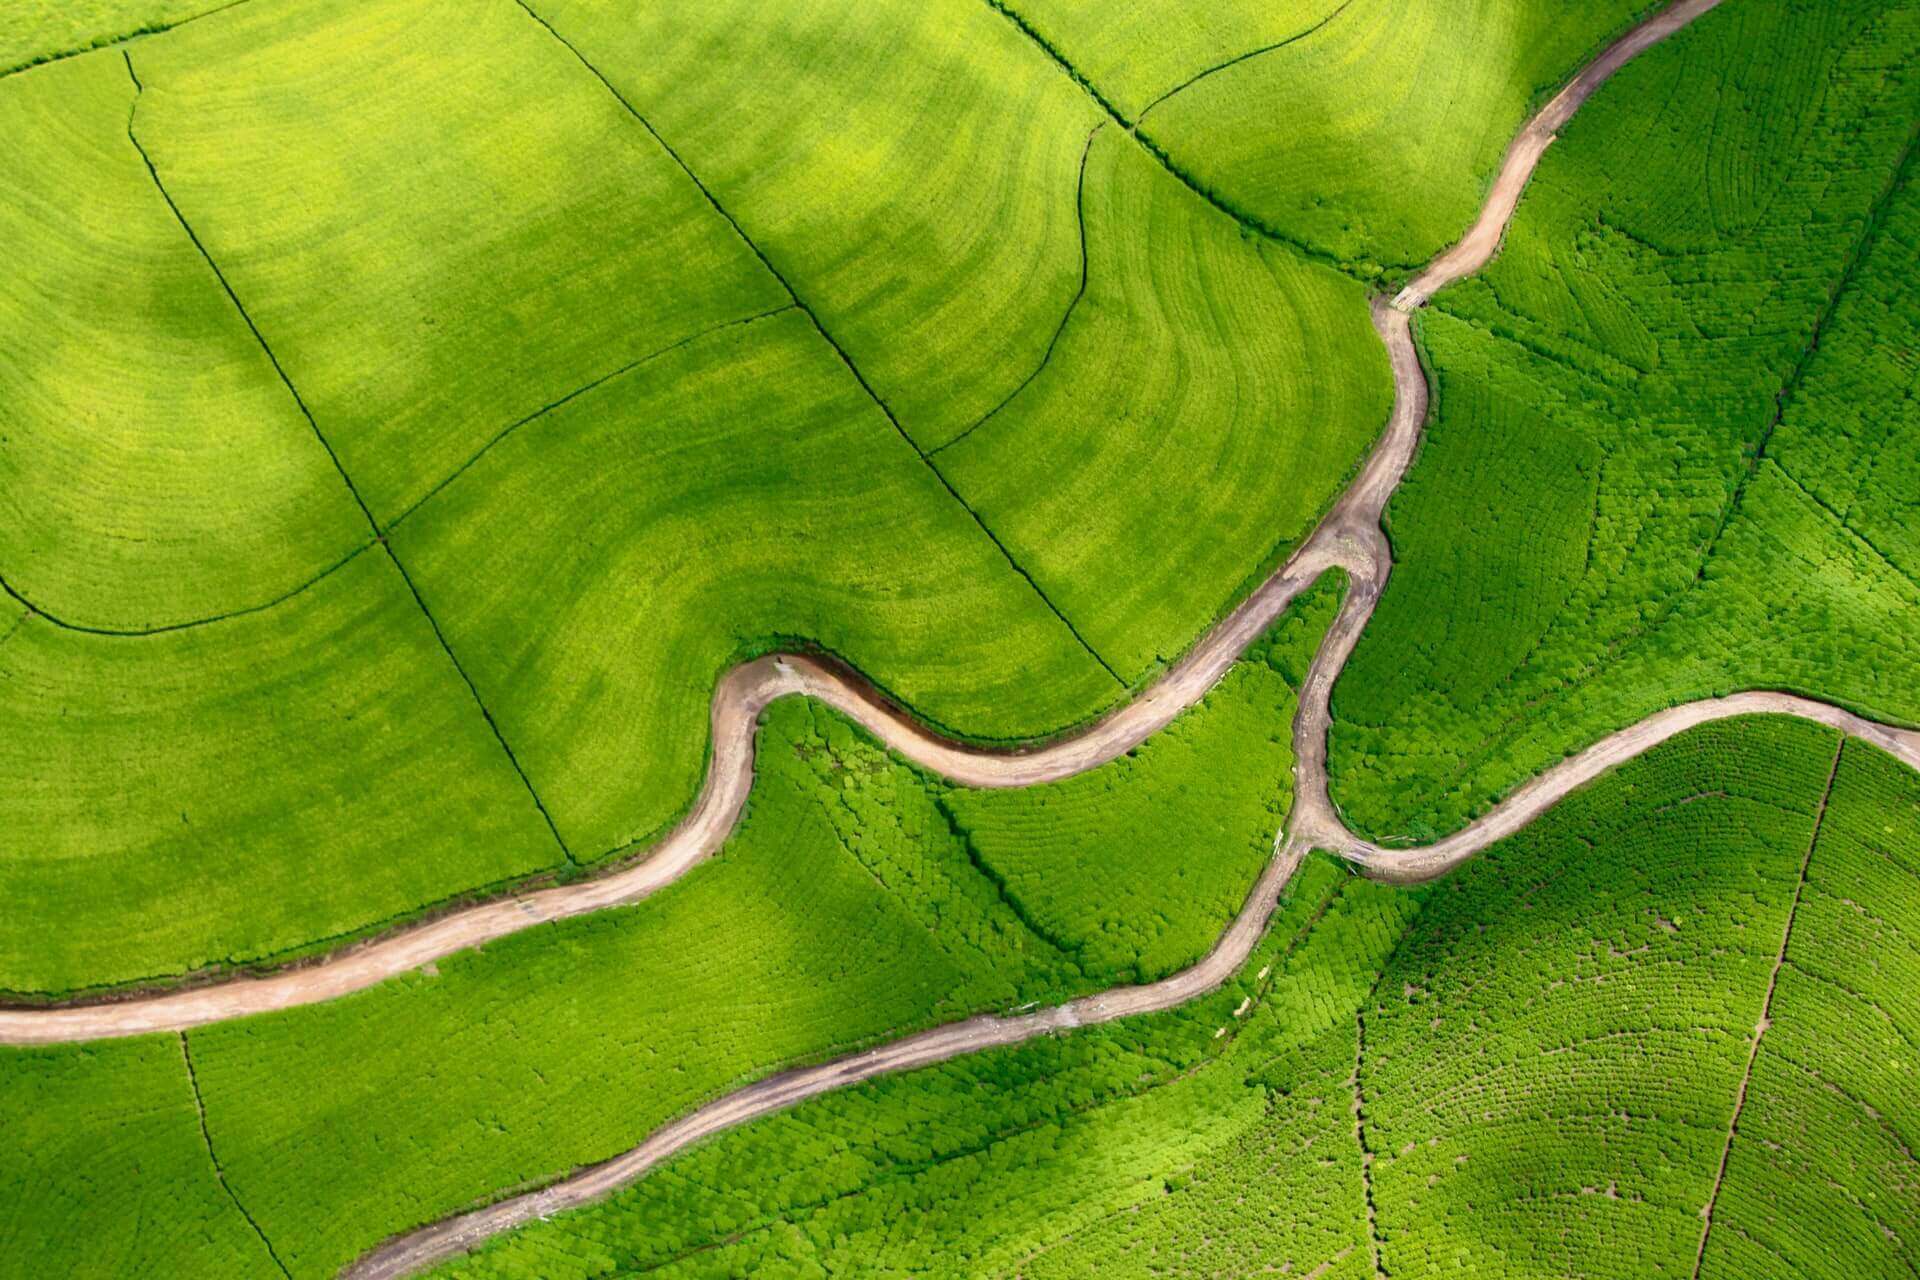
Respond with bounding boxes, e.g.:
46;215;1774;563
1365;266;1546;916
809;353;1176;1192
12;0;1919;1264
322;0;1920;1273
9;0;1903;1051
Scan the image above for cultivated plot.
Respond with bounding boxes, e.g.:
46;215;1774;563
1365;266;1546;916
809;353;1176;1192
1332;0;1920;840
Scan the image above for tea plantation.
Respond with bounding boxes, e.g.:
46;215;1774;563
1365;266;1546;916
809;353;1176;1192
1331;0;1920;840
4;0;1919;1276
418;718;1914;1280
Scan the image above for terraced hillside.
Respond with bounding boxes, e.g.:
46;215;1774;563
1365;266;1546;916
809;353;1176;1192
3;0;1918;1278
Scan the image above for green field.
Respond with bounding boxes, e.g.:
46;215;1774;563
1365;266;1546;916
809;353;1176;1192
6;0;1920;1275
1129;0;1659;271
2;0;1398;989
0;585;1340;1278
415;717;1915;1280
1331;0;1920;840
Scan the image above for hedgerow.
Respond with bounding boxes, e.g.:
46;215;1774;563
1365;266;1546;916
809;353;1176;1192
0;1;212;76
1330;0;1920;840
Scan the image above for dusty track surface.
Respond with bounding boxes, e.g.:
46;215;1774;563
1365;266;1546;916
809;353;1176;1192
12;0;1917;1264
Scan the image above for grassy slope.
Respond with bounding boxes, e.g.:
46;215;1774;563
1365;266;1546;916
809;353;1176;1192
425;718;1900;1280
126;0;789;523
389;309;1116;856
0;53;365;630
1132;0;1660;271
1701;741;1920;1277
0;584;1338;1279
0;1037;279;1277
933;129;1389;679
0;551;561;995
1331;0;1920;840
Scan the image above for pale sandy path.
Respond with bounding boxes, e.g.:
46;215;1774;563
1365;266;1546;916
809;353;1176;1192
322;1;1920;1274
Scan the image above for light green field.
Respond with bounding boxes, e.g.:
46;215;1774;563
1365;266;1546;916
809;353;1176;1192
1331;0;1920;840
0;0;1401;986
0;586;1337;1278
127;0;788;523
527;0;1105;452
0;550;561;995
388;308;1118;856
5;0;1919;1274
934;129;1389;679
0;0;219;74
0;53;365;630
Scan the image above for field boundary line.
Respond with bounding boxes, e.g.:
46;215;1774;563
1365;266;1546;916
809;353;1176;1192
1677;129;1917;620
178;1032;293;1279
1690;737;1844;1278
11;0;1898;1054
0;0;255;81
509;0;1127;688
929;123;1103;457
0;542;374;639
981;0;1369;278
21;8;1913;1273
1133;0;1359;122
1351;1007;1390;1279
121;51;578;867
384;304;798;531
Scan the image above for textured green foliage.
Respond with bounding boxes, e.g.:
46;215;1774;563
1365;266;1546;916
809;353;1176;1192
934;129;1389;678
0;1037;277;1277
1001;0;1348;121
127;0;787;522
427;718;1902;1280
87;591;1330;1279
527;0;1104;452
3;0;1397;991
389;308;1116;856
1702;741;1920;1277
426;856;1395;1280
1132;0;1658;269
946;578;1342;982
0;551;560;995
1331;0;1920;839
0;54;364;629
1363;716;1834;1273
